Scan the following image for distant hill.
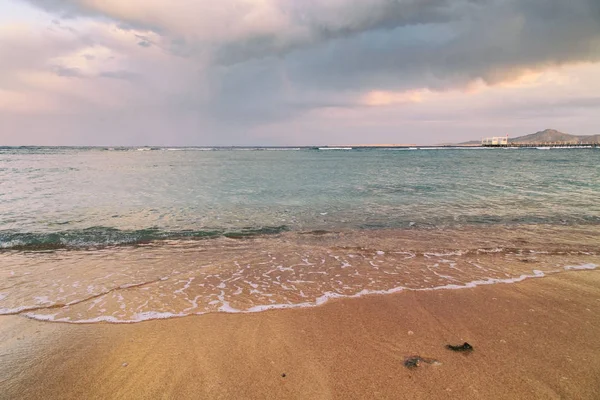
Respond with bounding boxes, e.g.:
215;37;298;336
459;129;600;145
510;129;600;144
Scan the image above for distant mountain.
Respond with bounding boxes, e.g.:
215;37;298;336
459;129;599;145
510;129;599;144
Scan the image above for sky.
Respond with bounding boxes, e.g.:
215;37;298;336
0;0;599;146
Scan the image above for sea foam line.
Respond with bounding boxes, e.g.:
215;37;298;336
15;263;599;324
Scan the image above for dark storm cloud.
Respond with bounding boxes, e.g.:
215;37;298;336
212;0;479;65
300;0;599;87
205;0;600;124
21;0;600;86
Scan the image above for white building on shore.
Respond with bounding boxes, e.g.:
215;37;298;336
481;136;509;146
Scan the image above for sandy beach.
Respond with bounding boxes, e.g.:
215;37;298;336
4;2;600;398
2;269;599;400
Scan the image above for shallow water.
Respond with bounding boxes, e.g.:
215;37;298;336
1;225;598;323
1;147;599;322
2;147;599;247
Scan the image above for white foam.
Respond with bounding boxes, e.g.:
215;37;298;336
120;283;139;289
131;311;187;321
424;250;465;258
218;301;240;313
432;273;457;281
225;265;594;318
15;264;599;324
277;266;294;272
174;277;194;294
34;296;53;305
183;295;202;312
22;312;60;322
394;251;416;259
564;263;597;271
424;269;547;291
245;302;308;312
87;297;105;311
478;248;504;253
23;312;187;324
0;305;33;314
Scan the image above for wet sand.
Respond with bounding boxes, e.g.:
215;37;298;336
2;270;600;400
3;224;599;323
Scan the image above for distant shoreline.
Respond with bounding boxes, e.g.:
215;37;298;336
2;144;598;150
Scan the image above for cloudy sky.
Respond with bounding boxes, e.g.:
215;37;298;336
1;0;599;146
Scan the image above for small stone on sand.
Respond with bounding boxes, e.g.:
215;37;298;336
403;356;439;369
404;357;420;369
446;342;473;352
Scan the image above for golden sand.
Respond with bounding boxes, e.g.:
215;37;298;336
1;269;600;399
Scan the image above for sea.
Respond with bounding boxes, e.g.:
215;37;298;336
1;146;599;323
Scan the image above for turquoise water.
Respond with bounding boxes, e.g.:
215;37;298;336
1;147;599;249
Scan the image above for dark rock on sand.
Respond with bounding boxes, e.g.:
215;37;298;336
446;342;473;352
403;356;440;369
404;357;421;369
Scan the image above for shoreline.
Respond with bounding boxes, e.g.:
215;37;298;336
8;263;597;325
3;223;599;325
2;269;600;399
